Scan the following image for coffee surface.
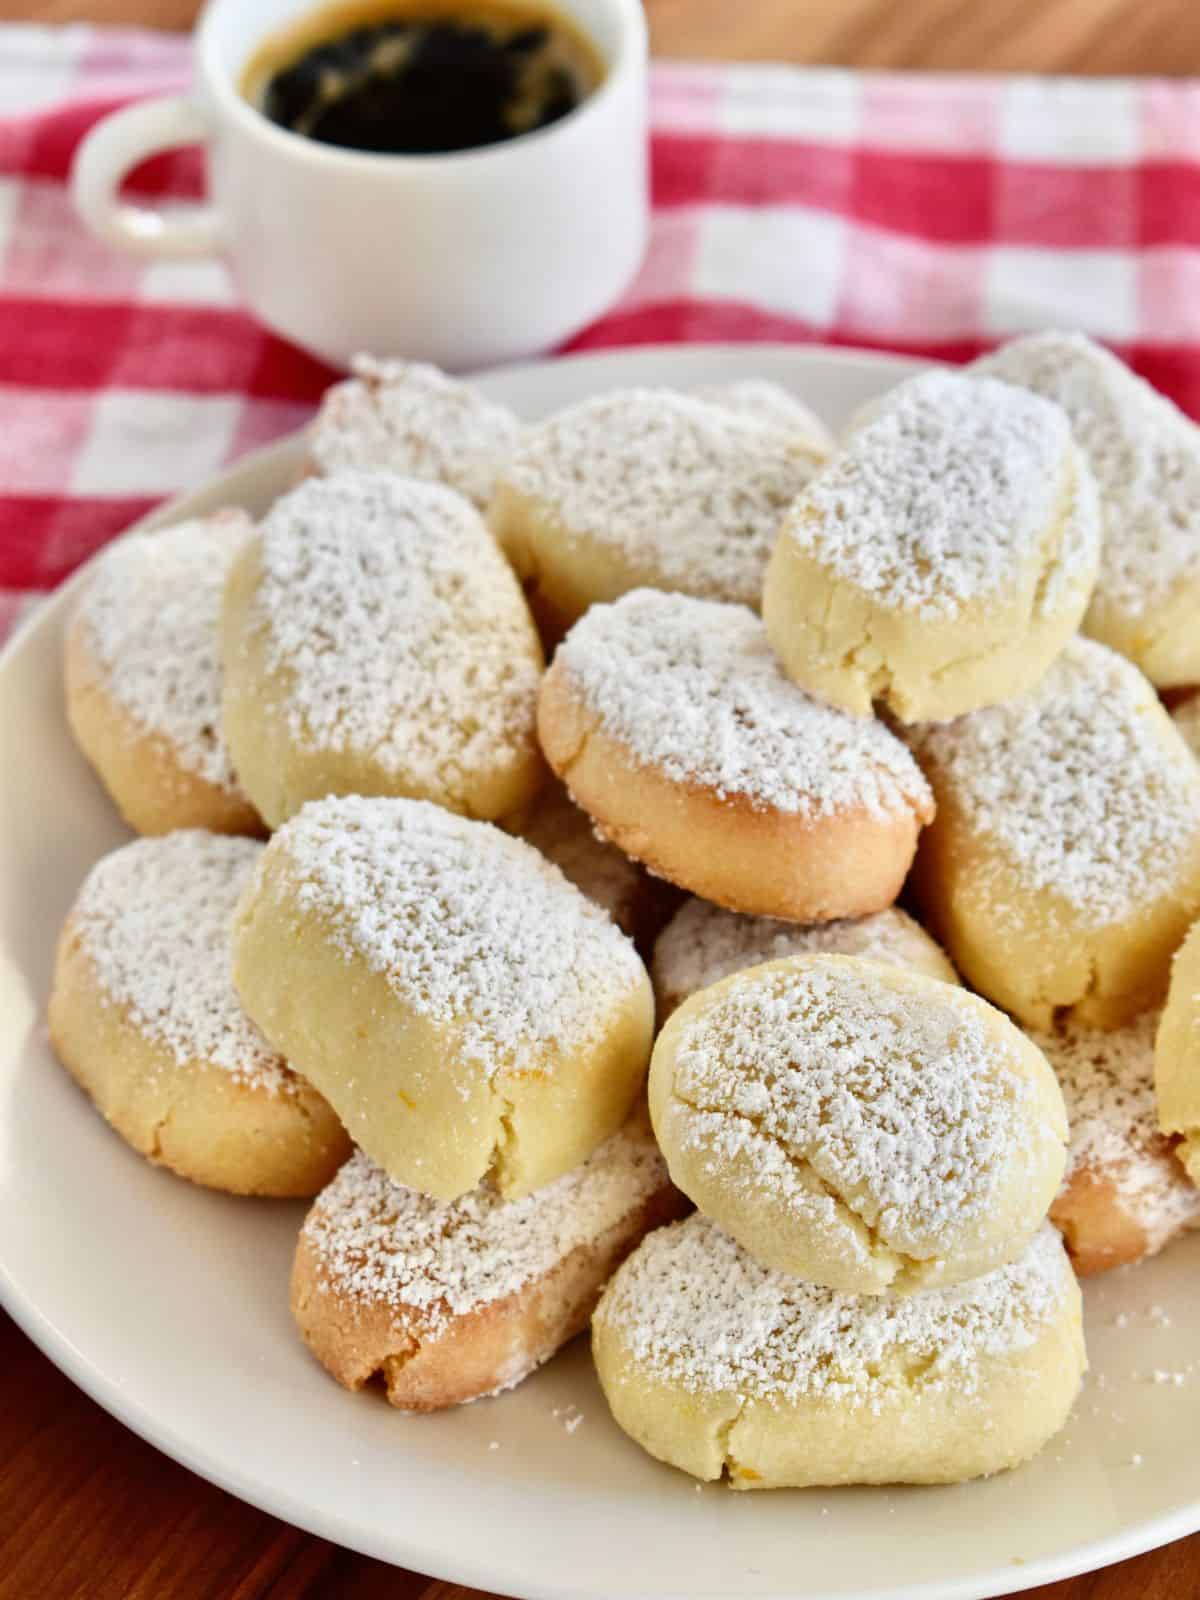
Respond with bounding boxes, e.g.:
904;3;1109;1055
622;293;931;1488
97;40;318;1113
246;0;603;155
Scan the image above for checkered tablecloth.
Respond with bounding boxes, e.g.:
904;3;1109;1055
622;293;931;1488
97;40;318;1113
5;24;1200;644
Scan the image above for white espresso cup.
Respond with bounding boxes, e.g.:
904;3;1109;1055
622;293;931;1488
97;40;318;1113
72;0;649;370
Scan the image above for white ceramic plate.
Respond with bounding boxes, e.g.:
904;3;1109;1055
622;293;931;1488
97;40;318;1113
2;342;1199;1600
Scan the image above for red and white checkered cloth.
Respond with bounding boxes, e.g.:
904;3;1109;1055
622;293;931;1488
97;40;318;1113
6;25;1200;643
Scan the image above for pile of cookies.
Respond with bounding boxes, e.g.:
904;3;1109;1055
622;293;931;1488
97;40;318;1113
47;332;1200;1492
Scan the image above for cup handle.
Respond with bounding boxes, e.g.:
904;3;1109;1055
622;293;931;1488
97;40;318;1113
72;95;222;259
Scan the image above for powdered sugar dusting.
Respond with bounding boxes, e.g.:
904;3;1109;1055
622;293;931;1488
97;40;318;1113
973;331;1200;615
689;379;835;457
248;472;541;793
912;638;1200;926
309;357;521;509
670;959;1038;1260
783;370;1081;619
1036;1013;1200;1249
271;796;646;1077
653;899;953;1016
76;512;252;792
304;1121;667;1332
501;389;820;609
73;832;289;1092
596;1214;1073;1406
556;590;932;821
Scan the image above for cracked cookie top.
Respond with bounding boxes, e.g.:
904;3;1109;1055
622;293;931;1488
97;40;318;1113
260;795;647;1079
911;637;1200;927
595;1212;1074;1406
551;590;932;823
71;831;290;1093
301;1119;667;1333
309;356;522;510
779;370;1094;621
651;956;1065;1286
75;510;254;793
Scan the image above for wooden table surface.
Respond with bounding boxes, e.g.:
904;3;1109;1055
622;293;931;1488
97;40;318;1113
5;1;1200;1598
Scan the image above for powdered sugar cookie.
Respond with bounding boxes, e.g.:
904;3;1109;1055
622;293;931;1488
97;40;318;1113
66;512;262;837
1034;1013;1200;1276
911;638;1200;1030
221;471;544;830
538;589;933;921
648;956;1067;1294
762;370;1100;722
688;379;835;458
520;780;674;949
651;898;956;1019
1155;920;1200;1187
490;389;823;635
592;1215;1084;1488
308;356;521;509
973;331;1200;689
48;832;349;1197
292;1117;685;1411
233;797;654;1202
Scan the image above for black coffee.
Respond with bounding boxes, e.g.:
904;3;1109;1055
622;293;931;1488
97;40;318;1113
244;0;604;155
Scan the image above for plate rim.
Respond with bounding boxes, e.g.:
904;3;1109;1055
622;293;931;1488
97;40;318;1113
4;339;1198;1600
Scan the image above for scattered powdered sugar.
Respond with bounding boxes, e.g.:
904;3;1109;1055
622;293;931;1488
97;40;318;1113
688;379;835;456
500;388;820;608
76;511;252;792
972;331;1200;615
1035;1012;1200;1247
782;370;1082;619
912;637;1200;926
248;472;541;791
1172;696;1200;764
596;1214;1073;1406
521;782;643;935
272;796;646;1077
303;1121;667;1332
73;832;289;1092
556;590;932;822
669;959;1037;1259
309;356;521;509
652;899;952;1016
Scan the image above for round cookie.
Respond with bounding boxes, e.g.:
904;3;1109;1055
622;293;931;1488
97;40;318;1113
489;388;823;635
520;780;674;950
762;369;1100;722
651;898;956;1019
1035;1012;1200;1276
911;637;1200;1030
221;471;544;830
537;589;934;921
307;356;521;509
66;512;262;837
292;1116;686;1412
972;331;1200;690
688;379;835;458
648;955;1067;1294
1155;919;1200;1186
232;796;654;1202
592;1215;1085;1489
47;832;349;1197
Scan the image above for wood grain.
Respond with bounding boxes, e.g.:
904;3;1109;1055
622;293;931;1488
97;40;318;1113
4;0;1200;1596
